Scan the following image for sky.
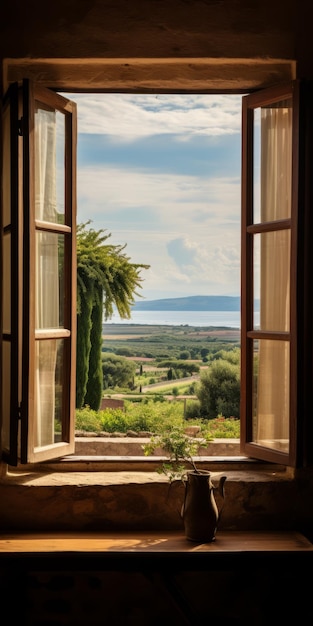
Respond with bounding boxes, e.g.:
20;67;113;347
66;92;243;302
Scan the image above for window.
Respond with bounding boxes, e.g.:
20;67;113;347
1;80;77;464
241;81;313;467
1;76;312;469
241;83;295;466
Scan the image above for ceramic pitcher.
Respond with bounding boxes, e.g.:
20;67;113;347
182;470;226;543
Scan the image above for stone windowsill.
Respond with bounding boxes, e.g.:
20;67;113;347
2;438;311;536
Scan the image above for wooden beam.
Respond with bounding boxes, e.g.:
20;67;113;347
3;58;296;93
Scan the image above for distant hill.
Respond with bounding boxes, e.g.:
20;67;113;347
132;295;243;311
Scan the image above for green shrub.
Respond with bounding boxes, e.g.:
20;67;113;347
75;406;103;432
75;404;240;437
185;399;201;420
206;415;240;438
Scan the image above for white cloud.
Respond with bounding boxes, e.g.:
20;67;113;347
68;93;242;139
77;165;240;228
77;166;241;298
72;93;242;298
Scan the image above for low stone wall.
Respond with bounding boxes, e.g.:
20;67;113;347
73;437;241;456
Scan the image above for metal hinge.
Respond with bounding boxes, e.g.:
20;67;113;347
18;117;23;136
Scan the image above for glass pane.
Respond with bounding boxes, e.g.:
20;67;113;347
1;340;11;451
2;102;11;228
34;338;64;447
254;99;292;223
2;232;11;334
252;338;289;453
253;108;261;223
254;230;290;332
36;232;64;329
34;104;65;224
253;234;260;329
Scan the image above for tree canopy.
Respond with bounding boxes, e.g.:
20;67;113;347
77;221;149;321
76;222;149;409
196;353;240;419
102;352;137;389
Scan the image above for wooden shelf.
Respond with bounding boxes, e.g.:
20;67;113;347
0;531;312;570
0;530;311;554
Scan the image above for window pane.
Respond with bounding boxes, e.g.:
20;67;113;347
34;338;64;447
253;108;261;223
252;338;289;453
2;102;11;228
36;231;64;329
254;230;290;332
254;99;292;223
34;105;65;224
2;232;11;334
1;340;11;451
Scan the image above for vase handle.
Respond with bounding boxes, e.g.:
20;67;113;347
218;475;227;499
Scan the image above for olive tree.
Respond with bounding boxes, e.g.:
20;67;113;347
102;353;137;389
196;358;240;419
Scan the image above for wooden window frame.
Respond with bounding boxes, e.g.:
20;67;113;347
1;80;77;464
241;80;313;468
2;61;312;470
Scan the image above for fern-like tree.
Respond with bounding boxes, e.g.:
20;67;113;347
76;222;149;409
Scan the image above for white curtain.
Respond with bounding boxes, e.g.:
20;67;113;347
256;104;292;449
34;107;59;447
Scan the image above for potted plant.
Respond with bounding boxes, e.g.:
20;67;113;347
143;425;226;543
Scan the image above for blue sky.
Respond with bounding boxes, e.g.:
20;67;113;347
67;93;242;301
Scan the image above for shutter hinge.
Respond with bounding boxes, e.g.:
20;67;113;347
18;117;24;136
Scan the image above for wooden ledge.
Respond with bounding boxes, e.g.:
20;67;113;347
0;530;312;553
0;531;312;570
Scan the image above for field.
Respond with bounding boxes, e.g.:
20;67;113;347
76;323;241;433
102;323;240;361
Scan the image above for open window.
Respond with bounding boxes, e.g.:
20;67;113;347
241;80;313;467
1;79;77;464
1;78;312;468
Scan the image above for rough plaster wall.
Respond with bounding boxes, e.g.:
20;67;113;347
1;0;313;538
1;0;296;60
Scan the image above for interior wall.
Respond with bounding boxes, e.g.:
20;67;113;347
0;0;298;62
1;0;313;534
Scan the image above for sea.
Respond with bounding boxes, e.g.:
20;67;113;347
107;309;249;328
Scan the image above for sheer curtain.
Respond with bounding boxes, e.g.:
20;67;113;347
34;106;59;447
256;104;292;448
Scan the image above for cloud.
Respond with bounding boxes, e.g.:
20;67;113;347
164;236;240;294
167;237;198;266
68;93;242;140
70;92;243;298
76;162;241;297
77;165;240;223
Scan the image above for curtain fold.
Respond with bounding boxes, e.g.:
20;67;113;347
34;107;59;447
256;104;292;447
